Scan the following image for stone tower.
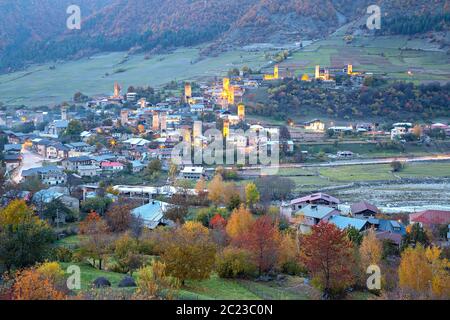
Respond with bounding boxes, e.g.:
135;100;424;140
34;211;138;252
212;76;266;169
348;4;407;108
223;118;230;138
61;105;68;121
315;65;321;80
184;82;192;103
274;64;279;79
152;112;159;131
238;103;245;121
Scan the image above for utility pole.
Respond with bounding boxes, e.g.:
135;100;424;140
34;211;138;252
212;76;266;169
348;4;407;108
56;208;60;230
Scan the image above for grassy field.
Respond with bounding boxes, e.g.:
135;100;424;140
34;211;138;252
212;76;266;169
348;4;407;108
56;235;85;248
397;162;450;178
0;46;271;107
319;164;396;182
286;35;450;83
277;161;450;192
2;33;448;107
57;261;318;300
319;162;450;182
60;262;128;291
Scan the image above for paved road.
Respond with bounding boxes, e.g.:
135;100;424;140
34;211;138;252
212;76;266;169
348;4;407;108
12;149;46;184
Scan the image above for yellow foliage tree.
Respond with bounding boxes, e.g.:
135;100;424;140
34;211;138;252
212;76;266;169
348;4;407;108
277;232;299;269
36;262;65;284
195;176;207;198
359;228;382;270
399;245;449;298
161;222;216;285
134;261;180;300
223;182;240;206
13;264;67;300
207;174;225;205
399;245;432;294
425;246;450;298
225;205;254;240
0;200;36;227
245;182;260;208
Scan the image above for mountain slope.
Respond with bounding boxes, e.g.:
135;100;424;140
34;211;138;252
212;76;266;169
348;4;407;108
0;0;448;73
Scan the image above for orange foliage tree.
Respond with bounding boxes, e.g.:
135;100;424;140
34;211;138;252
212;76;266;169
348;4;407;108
105;202;134;233
225;205;254;240
79;211;103;235
238;215;280;276
13;264;67;300
300;221;355;297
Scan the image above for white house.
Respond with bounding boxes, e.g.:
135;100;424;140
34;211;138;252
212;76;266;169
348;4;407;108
180;166;205;180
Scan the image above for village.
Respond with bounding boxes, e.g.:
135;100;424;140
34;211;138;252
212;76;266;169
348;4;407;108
0;60;449;300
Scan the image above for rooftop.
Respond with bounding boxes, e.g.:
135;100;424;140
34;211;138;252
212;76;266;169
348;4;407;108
291;193;340;206
132;200;170;229
295;204;338;219
329;215;369;231
351;201;379;215
410;210;450;226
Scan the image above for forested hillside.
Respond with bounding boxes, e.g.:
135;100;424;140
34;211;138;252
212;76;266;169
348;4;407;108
246;79;450;121
0;0;448;73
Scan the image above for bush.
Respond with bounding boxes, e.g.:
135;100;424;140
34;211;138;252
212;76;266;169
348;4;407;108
280;261;307;276
216;247;257;279
52;247;74;263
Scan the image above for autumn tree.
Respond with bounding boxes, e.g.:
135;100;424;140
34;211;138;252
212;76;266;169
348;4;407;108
425;246;450;298
105;202;134;233
0;201;55;272
300;222;355;298
239;215;280;275
245;182;260;209
209;213;228;247
195;176;208;202
168;162;178;182
0;199;35;227
134;261;180;300
210;214;227;230
223;182;241;209
226;205;254;240
160;222;216;285
402;223;430;249
12;263;67;300
208;174;225;206
277;232;301;274
79;211;104;235
359;228;382;271
399;245;450;298
77;212;111;270
113;233;142;275
216;247;257;279
164;205;188;224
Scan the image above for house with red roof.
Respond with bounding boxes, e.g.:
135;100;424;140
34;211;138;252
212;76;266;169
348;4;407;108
351;201;379;218
409;210;450;228
290;193;340;211
101;161;125;173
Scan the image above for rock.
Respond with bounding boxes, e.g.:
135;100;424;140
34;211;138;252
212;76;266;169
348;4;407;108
276;274;287;282
257;275;273;282
118;276;136;288
92;277;111;288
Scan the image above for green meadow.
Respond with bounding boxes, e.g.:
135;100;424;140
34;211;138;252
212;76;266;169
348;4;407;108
287;35;450;82
0;47;270;107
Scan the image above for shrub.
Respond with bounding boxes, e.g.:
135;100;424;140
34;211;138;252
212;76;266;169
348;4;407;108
280;261;307;276
53;247;74;263
216;247;257;279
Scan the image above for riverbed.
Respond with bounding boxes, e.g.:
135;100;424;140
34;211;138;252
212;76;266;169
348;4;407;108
335;182;450;213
